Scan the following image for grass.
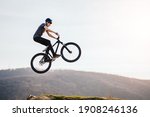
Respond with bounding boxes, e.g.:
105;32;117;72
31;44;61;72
27;94;121;100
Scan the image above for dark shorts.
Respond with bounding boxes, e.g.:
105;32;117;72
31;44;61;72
33;37;50;46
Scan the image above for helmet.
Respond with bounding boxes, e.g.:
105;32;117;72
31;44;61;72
45;18;52;24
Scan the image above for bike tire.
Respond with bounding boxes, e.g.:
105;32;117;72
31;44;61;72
61;42;81;62
30;53;51;73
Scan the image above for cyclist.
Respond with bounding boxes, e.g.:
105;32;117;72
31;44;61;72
33;18;60;58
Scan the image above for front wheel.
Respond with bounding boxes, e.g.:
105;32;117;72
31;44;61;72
61;42;81;62
30;53;51;73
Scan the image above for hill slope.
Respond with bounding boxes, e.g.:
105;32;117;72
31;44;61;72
0;68;150;100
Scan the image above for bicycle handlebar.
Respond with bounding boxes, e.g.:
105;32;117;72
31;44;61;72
57;36;63;44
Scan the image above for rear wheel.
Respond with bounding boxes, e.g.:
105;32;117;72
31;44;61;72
30;53;51;73
61;42;81;62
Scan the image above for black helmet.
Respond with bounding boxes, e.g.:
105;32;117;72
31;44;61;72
45;18;52;24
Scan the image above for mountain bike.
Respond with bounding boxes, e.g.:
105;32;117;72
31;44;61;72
30;37;81;73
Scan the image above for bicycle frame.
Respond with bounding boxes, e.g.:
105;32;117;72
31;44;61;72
52;40;63;54
45;39;72;58
44;40;63;58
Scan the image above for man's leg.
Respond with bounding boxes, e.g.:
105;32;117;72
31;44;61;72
34;37;55;55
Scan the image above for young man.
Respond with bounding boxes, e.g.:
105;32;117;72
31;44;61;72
33;18;60;58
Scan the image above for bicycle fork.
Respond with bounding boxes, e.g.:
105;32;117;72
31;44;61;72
64;46;72;53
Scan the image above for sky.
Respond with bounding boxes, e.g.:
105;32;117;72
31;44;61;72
0;0;150;79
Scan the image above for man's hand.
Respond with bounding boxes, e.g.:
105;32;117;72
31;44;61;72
55;32;59;36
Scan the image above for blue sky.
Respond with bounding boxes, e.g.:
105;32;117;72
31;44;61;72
0;0;150;79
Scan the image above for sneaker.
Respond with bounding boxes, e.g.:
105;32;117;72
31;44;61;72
53;54;61;58
52;58;56;61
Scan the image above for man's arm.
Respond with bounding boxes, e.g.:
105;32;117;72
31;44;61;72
46;30;57;39
44;26;59;39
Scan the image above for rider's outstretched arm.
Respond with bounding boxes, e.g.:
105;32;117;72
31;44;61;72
46;30;57;39
44;26;59;39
